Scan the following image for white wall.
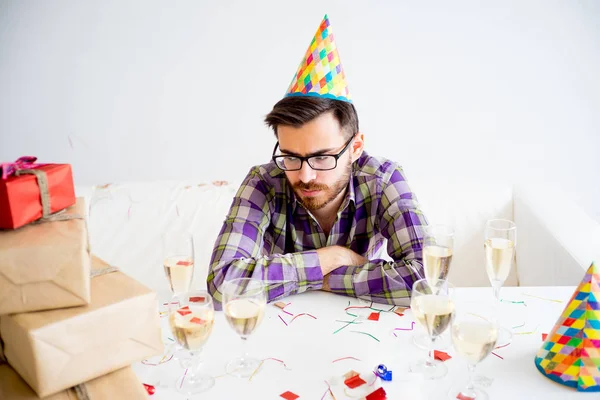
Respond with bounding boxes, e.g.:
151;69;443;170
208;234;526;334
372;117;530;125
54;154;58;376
1;0;599;221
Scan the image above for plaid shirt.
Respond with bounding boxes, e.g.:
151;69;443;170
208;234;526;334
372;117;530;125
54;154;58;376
208;152;427;309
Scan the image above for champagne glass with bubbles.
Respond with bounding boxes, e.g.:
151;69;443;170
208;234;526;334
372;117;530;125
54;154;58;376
410;278;455;379
449;301;498;400
168;290;215;394
223;278;267;377
484;219;516;346
414;225;454;350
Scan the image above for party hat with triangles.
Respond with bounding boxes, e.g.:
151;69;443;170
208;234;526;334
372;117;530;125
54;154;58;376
535;261;600;392
284;15;352;103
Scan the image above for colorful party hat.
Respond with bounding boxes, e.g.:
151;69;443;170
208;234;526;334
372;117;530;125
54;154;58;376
284;14;352;103
534;261;600;392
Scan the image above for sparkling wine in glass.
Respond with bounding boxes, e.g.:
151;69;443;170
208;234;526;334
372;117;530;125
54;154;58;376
168;290;215;394
449;301;498;400
415;225;454;351
162;231;195;294
409;278;455;379
484;219;516;346
223;278;266;378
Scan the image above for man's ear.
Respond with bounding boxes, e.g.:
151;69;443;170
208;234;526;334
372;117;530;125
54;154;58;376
351;132;365;162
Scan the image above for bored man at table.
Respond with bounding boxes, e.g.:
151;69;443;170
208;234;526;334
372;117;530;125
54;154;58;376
207;15;428;309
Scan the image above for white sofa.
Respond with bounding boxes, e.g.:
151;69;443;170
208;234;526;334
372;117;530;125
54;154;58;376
76;177;599;297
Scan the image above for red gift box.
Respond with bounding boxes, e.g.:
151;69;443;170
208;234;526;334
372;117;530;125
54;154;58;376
0;157;75;229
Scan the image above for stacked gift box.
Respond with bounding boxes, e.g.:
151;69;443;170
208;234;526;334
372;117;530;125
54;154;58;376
0;158;163;399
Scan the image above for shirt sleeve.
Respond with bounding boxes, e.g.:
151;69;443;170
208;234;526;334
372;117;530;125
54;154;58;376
326;166;427;305
207;167;324;309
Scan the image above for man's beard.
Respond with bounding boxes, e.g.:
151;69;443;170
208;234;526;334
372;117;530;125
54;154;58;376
291;160;352;211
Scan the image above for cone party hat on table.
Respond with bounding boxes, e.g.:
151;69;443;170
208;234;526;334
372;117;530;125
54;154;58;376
534;261;600;392
284;14;352;103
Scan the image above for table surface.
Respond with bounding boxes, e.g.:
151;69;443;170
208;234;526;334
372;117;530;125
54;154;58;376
132;286;587;399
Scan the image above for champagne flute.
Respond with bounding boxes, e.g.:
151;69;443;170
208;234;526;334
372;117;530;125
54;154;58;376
168;290;215;394
484;219;516;346
409;278;455;379
162;231;195;294
223;278;266;377
414;225;454;350
448;302;498;400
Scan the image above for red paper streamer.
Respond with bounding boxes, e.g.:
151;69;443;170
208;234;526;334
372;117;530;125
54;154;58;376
332;356;361;363
290;313;317;324
278;315;288;326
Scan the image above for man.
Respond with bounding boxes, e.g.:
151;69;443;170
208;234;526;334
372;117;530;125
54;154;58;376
208;15;427;309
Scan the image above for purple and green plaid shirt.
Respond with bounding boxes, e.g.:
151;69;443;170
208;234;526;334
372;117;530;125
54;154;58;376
208;152;427;308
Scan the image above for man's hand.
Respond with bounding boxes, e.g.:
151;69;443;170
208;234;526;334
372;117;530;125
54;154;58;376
316;245;368;276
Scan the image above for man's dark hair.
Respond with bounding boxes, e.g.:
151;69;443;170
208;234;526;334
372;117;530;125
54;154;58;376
264;96;359;140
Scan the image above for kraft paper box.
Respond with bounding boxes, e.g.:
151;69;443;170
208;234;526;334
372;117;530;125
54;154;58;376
0;256;163;398
0;364;148;400
0;198;91;315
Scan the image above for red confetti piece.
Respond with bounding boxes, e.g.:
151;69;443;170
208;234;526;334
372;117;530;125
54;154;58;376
368;312;380;321
289;313;317;324
542;333;548;341
457;393;475;400
143;383;155;395
434;350;452;362
366;387;386;400
189;296;205;303
343;370;359;380
177;306;191;316
344;374;366;389
190;317;205;324
176;260;193;266
280;391;299;400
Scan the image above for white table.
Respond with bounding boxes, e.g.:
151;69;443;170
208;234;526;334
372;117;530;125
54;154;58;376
133;286;585;399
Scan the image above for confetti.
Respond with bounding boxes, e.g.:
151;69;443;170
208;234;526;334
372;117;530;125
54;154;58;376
343;370;359;380
434;350;451;361
344;374;366;389
176;261;193;266
456;393;475;400
289;313;317;324
366;387;386;400
522;293;563;303
334;319;359;334
500;299;527;306
280;391;299;400
368;312;380;321
321;380;336;400
494;342;510;350
177;306;191;316
141;354;173;366
392;321;416;336
491;352;503;360
274;302;289;309
542;333;548;341
189;296;205;303
179;368;188;389
278;315;288;326
190;317;204;324
375;364;392;381
350;331;380;342
332;356;361;363
213;180;229;186
142;383;155;396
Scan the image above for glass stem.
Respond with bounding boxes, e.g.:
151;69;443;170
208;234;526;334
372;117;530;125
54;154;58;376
427;336;436;366
241;337;249;361
185;349;203;383
493;284;501;305
466;363;476;392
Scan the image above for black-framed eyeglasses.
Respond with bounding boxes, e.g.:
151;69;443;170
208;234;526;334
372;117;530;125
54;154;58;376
272;134;356;171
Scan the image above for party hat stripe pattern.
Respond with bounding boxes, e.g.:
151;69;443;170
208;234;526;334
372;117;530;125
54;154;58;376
284;15;352;103
535;262;600;392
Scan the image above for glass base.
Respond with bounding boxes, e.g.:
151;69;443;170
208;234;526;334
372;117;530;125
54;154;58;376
413;332;450;350
226;356;261;378
410;358;448;379
496;325;513;348
448;385;489;400
176;374;215;395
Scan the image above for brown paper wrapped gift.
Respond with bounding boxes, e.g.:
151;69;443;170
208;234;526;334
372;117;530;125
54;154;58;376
0;364;148;400
0;256;163;398
0;197;91;315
